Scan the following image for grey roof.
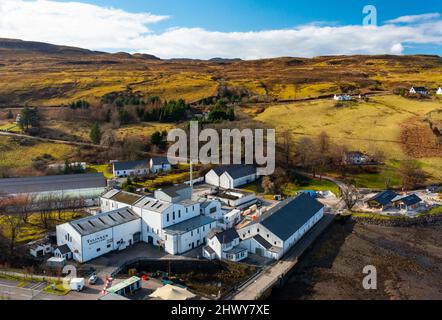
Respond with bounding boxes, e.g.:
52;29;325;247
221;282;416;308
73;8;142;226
55;244;71;255
368;190;398;206
69;207;140;236
212;165;256;179
211;229;239;244
113;160;149;171
260;193;324;241
412;86;427;91
0;173;106;195
253;234;273;250
151;157;171;166
203;245;215;255
158;184;190;198
164;215;215;236
134;196;172;213
392;194;422;206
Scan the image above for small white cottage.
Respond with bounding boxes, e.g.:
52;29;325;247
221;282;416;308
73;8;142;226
437;87;442;95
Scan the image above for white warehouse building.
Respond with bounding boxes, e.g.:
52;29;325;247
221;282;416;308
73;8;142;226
56;208;141;263
239;193;324;260
205;165;258;190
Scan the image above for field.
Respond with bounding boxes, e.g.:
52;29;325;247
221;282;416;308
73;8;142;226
0;136;76;173
255;95;442;183
0;211;87;245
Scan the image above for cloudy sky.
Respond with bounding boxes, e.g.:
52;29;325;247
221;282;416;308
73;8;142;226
0;0;441;59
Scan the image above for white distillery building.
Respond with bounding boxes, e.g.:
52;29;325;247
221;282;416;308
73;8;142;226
239;193;324;260
205;165;257;190
56;207;141;263
113;160;150;178
203;229;248;262
99;184;219;256
0;173;106;205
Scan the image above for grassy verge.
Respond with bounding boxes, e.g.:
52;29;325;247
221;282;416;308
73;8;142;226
88;164;114;179
43;281;70;296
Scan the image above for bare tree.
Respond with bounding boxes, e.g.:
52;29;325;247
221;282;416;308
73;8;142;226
2;214;24;255
340;181;363;211
261;176;275;194
399;161;427;190
277;129;294;170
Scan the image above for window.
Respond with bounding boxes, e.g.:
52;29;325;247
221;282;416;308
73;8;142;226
107;244;111;248
257;228;260;233
96;248;101;252
267;234;269;238
210;207;217;214
191;231;194;236
197;228;200;234
173;212;175;220
186;208;188;213
178;211;181;218
167;214;170;222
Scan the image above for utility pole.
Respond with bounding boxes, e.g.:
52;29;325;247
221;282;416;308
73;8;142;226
190;160;193;197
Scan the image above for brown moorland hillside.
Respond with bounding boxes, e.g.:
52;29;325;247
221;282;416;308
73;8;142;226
1;38;442;107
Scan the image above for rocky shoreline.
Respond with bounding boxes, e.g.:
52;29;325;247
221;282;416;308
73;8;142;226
350;213;442;227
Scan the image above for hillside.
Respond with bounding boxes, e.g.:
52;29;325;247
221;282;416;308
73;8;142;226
1;39;442;106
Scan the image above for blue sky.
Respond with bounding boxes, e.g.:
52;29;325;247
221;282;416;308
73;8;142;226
1;0;442;58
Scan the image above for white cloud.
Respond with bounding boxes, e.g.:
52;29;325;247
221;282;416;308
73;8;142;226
0;1;441;59
386;13;440;24
0;0;168;49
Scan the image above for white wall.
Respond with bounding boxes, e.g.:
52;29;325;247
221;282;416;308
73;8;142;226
164;221;216;255
205;170;220;187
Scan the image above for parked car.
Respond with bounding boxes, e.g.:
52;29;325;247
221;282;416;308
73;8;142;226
88;274;99;285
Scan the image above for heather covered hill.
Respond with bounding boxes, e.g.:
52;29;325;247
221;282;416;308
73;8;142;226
0;38;442;106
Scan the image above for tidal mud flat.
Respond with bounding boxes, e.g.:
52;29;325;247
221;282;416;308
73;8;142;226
270;220;442;300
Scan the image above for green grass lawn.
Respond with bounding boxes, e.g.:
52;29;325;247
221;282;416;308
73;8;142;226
241;175;340;197
88;164;114;179
43;281;70;296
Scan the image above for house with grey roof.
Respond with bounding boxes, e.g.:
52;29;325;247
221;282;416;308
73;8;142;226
203;228;248;262
391;194;423;212
113;160;149;177
150;157;172;173
238;193;324;260
366;190;398;210
410;86;428;95
205;165;258;189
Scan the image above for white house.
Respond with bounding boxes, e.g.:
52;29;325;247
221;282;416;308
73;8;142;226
205;165;257;190
437;87;442;95
56;207;142;263
343;151;372;165
113;160;149;178
410;86;428;95
238;193;324;260
333;94;352;101
53;244;73;260
203;229;248;262
150;157;172;174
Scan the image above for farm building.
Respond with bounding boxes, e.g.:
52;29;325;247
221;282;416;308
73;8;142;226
203;229;248;262
106;277;141;297
410;86;428;95
238;193;324;260
205;165;258;189
29;240;53;258
0;173;106;205
56;207;141;263
113;160;149;177
150;157;172;173
391;194;423;212
366;190;398;210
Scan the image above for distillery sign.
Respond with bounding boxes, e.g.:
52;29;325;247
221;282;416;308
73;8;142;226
87;234;110;245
